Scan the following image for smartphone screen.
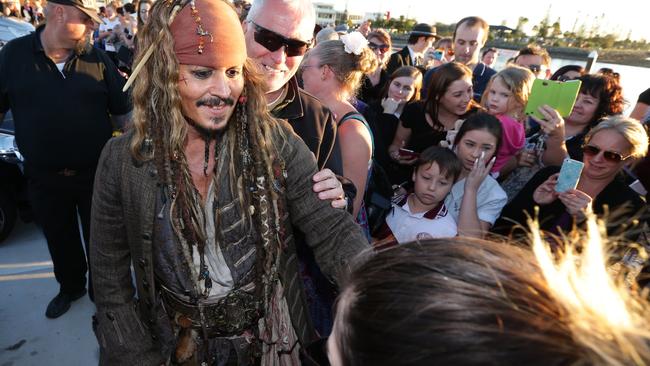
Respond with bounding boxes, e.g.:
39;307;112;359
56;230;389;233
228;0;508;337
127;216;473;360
524;79;582;120
555;158;584;193
398;148;420;159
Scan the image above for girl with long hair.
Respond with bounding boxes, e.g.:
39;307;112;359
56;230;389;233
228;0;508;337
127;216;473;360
387;62;477;185
481;65;535;176
447;112;507;238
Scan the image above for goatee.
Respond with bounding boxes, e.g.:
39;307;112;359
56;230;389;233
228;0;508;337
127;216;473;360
74;33;93;55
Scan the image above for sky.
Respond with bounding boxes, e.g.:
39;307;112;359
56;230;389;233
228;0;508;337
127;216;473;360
325;0;649;41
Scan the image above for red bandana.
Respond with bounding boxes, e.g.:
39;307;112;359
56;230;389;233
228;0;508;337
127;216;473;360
170;0;246;69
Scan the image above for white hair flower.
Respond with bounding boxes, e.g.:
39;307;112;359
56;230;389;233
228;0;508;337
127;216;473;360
340;31;368;55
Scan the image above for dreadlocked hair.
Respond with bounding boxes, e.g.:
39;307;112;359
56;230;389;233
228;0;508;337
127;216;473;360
128;0;287;307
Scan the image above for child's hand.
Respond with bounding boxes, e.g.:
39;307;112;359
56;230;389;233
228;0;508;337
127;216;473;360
465;151;496;193
516;149;536;167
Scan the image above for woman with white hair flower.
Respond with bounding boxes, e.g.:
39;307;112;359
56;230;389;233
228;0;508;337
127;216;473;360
300;32;378;237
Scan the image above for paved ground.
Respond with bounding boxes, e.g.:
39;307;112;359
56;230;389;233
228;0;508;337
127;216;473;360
0;220;98;366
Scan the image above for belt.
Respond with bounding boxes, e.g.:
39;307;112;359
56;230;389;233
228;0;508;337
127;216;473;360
57;168;78;176
160;285;261;337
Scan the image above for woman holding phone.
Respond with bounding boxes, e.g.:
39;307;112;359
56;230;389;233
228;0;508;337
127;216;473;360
541;73;625;166
494;116;648;240
500;73;624;200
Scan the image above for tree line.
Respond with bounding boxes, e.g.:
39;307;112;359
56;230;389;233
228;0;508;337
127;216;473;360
370;14;649;51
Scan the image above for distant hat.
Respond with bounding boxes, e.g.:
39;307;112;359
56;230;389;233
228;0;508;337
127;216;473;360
410;23;438;39
48;0;103;24
335;24;349;35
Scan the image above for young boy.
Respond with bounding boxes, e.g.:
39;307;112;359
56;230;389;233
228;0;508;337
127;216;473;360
374;146;462;247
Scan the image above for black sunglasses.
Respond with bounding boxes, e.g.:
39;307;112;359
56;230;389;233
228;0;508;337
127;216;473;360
527;64;542;74
557;75;576;82
251;21;311;57
368;41;389;53
582;144;630;162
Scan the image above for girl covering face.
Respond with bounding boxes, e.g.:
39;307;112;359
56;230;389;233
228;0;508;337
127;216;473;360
445;112;507;238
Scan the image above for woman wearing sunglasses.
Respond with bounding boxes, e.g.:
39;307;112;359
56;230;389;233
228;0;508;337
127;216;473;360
493;116;648;240
301;32;378;236
500;73;625;201
358;29;392;105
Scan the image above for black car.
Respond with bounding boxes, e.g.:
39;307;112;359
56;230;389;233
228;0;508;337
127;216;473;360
0;112;32;242
0;16;35;242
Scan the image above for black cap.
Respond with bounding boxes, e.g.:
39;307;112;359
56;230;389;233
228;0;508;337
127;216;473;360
410;23;438;39
49;0;103;24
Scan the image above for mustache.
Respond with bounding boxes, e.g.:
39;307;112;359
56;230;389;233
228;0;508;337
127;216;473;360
196;97;235;108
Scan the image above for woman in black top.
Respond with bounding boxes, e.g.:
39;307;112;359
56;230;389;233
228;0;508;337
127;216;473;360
386;62;478;183
501;73;625;201
358;29;392;105
364;66;422;184
494;116;648;241
542;73;625;166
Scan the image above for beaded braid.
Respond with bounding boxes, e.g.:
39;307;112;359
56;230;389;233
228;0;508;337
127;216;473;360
245;102;286;330
129;0;287;307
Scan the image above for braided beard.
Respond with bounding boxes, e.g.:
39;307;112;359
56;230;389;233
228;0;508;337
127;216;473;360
164;101;282;301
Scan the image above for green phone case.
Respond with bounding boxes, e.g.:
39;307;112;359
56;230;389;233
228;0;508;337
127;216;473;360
524;79;582;119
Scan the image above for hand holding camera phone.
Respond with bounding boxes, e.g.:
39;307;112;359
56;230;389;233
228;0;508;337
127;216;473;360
555;158;584;193
525;79;582;120
398;148;420;160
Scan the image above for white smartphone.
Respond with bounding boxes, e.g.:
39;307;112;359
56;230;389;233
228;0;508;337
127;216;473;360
555;158;584;193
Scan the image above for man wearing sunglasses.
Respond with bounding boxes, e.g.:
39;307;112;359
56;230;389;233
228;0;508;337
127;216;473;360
514;44;552;80
243;0;357;342
243;0;348;209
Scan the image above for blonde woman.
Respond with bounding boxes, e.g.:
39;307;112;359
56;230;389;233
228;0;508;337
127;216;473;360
301;32;378;237
495;116;649;240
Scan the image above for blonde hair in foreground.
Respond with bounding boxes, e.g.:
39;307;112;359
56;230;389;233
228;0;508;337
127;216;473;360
333;215;650;366
528;213;650;365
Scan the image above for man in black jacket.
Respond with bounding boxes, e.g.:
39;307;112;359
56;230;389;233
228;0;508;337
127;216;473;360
386;23;437;75
0;0;131;318
243;0;348;208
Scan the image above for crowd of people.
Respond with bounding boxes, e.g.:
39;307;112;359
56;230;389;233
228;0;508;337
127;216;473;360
2;0;650;364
